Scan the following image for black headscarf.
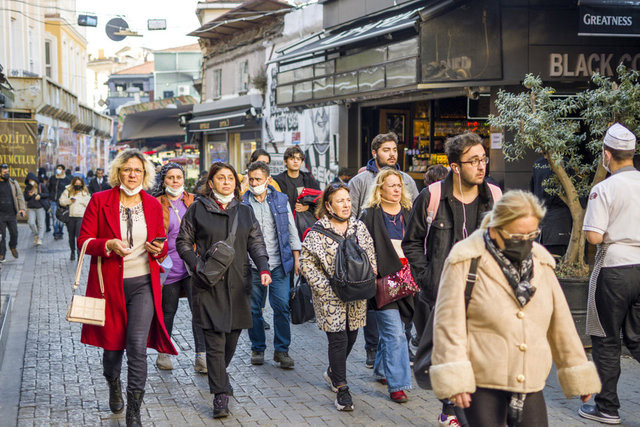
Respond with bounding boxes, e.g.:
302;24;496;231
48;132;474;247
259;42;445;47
153;162;185;196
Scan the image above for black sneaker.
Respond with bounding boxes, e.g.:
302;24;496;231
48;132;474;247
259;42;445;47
213;393;229;418
578;403;621;424
335;386;354;411
365;350;376;369
274;351;294;369
251;350;264;365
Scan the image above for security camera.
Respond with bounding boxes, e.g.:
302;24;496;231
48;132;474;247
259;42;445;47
465;87;480;100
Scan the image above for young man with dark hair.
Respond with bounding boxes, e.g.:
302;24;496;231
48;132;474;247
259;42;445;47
243;161;301;369
88;168;112;194
348;132;420;368
402;132;501;427
579;123;640;425
272;145;320;212
48;164;71;240
0;164;26;262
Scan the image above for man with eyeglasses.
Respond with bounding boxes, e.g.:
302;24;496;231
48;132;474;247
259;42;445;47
272;145;320;213
402;132;501;427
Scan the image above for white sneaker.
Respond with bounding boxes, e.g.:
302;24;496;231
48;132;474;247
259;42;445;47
156;353;173;370
438;413;461;426
36;238;43;246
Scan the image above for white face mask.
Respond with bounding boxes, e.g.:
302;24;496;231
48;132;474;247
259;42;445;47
248;182;268;196
121;184;143;196
213;190;235;204
56;169;63;176
602;150;611;173
165;185;184;197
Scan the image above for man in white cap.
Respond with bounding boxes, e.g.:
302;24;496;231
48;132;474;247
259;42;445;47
579;123;640;425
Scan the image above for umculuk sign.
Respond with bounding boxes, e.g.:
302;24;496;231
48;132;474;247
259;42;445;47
579;6;640;37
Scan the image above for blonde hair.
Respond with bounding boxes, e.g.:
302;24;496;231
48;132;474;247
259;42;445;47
363;168;413;210
480;190;546;230
108;149;156;190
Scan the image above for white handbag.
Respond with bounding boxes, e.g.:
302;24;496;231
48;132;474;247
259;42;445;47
65;238;106;326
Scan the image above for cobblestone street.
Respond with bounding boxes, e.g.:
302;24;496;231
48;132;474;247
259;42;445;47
1;225;639;426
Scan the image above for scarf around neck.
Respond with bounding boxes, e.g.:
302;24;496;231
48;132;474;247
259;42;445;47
483;231;536;307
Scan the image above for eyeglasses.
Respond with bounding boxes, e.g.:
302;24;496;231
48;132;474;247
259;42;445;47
121;167;144;175
459;157;489;168
499;228;541;241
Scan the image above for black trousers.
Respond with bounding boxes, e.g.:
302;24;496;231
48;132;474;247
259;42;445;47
0;214;18;258
103;275;155;393
326;324;358;386
413;293;430;339
592;265;640;415
162;276;206;353
202;328;241;394
364;310;378;352
66;217;82;254
464;388;548;427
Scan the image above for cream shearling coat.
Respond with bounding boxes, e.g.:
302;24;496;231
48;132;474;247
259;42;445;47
430;229;601;400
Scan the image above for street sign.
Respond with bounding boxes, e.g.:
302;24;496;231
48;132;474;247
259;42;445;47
148;19;167;31
77;14;98;27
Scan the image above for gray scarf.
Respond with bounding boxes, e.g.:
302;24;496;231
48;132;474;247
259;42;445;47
483;231;536;307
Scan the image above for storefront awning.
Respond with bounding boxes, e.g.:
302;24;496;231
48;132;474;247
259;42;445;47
120;104;192;142
272;6;423;64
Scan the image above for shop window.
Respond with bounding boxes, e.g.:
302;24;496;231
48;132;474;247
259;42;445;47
163;90;174;98
278;69;296;85
45;40;53;78
208;140;229;164
277;85;293;104
237;60;249;93
336;46;386;73
313;77;333;99
293;66;314;81
386;58;417;88
212;69;222;98
358;66;385;92
388;38;418;61
293;81;312;102
314;61;335;77
334;71;358;95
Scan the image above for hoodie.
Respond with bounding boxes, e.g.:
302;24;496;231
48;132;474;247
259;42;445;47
24;172;49;210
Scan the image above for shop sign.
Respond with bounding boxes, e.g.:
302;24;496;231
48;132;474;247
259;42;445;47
529;46;640;80
578;6;640;37
421;0;502;83
0;119;38;182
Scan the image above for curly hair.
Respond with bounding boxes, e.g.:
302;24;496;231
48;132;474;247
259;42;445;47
108;149;156;190
363;168;413;210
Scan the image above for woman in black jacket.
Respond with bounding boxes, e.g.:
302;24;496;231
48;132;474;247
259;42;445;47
24;172;49;246
176;162;271;419
360;169;415;404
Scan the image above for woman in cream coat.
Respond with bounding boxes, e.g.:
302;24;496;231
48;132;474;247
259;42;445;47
430;190;600;426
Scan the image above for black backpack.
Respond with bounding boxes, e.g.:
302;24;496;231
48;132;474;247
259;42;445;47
311;224;376;302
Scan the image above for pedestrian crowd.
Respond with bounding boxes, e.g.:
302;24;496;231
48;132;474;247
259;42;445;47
3;124;640;427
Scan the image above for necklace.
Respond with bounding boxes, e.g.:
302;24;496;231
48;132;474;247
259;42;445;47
383;210;402;226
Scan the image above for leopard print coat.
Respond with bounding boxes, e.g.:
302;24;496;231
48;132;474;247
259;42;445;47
300;216;377;332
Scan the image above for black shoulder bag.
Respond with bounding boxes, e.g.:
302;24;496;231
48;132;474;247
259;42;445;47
414;257;480;390
196;213;238;286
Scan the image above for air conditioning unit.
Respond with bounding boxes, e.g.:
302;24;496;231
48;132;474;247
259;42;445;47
178;84;190;96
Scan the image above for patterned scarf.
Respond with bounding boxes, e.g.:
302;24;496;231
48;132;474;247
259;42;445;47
483;231;536;307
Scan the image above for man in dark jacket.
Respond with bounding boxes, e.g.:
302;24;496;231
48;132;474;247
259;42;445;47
0;164;26;262
402;132;498;426
242;161;302;369
272;145;320;212
88;167;111;194
48;164;71;240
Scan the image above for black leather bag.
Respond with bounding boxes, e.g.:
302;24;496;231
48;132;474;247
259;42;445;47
55;205;70;223
311;225;376;302
196;215;238;286
290;276;315;324
414;257;479;390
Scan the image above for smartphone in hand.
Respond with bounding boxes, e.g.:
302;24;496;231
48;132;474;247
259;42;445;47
152;237;167;244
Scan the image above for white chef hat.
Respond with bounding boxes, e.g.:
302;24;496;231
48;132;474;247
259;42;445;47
604;123;636;150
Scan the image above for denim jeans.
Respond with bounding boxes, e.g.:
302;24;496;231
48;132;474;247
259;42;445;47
247;265;291;353
51;202;64;236
373;308;412;393
27;208;45;240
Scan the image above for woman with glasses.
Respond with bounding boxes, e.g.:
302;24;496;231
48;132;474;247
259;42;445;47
77;149;176;427
429;190;600;426
58;176;91;260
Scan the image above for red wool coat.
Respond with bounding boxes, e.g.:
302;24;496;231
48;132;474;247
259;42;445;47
78;187;177;355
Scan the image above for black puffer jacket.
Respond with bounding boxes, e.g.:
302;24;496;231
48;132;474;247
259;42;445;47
176;196;269;333
402;172;496;305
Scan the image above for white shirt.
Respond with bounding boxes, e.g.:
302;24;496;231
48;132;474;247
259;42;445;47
583;167;640;267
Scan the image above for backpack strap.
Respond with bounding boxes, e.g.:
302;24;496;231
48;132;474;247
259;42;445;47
487;183;503;203
310;224;344;243
423;181;442;254
464;257;480;309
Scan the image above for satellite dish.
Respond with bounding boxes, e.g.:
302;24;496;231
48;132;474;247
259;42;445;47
106;18;129;41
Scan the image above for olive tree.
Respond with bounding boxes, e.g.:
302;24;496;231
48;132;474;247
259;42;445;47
489;65;640;276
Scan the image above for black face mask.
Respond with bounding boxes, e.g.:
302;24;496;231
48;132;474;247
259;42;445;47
1;173;8;180
501;238;534;263
74;185;83;190
328;207;349;223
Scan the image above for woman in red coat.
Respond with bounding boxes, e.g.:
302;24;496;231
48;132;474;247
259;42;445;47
77;149;176;427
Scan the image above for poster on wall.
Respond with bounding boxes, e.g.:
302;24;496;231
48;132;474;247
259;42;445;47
0;119;38;186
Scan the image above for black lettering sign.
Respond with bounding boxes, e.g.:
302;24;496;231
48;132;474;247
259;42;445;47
0;119;38;186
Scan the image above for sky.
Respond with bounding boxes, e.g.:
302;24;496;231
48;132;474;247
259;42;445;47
75;0;202;56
